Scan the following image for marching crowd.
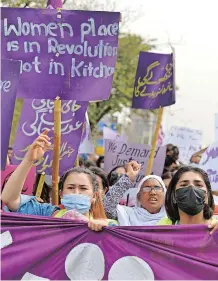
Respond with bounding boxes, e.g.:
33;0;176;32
1;130;218;234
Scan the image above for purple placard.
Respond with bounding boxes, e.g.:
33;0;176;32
12;99;87;175
1;213;218;280
104;139;166;187
0;58;21;170
1;8;120;101
132;51;175;109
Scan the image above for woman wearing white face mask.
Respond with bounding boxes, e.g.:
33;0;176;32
1;131;117;231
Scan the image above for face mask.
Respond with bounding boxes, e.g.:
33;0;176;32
175;186;206;216
61;194;91;214
100;162;104;169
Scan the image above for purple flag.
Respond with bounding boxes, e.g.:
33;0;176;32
1;213;218;280
12;99;87;175
1;59;21;170
1;8;120;101
132;51;175;109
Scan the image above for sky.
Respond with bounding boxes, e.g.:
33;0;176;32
115;0;218;146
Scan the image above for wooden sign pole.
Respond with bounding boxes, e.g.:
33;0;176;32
35;172;45;198
51;97;61;205
146;107;164;176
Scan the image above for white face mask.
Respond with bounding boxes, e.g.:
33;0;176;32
100;163;104;169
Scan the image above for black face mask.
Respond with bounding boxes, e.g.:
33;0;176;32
175;186;206;216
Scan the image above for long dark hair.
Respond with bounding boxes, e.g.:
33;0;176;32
165;166;214;224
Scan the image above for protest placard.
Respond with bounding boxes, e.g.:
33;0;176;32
12;99;87;175
1;8;120;101
78;113;94;154
2;213;218;280
132;51;175;110
1;165;36;196
1;59;21;170
200;143;218;191
104;139;166;186
215;113;218;142
103;127;127;142
164;126;202;164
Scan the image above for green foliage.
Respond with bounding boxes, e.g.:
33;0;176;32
88;33;154;129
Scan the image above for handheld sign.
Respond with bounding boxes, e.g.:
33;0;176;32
1;165;36;196
200;143;218;191
1;8;120;101
132;51;175;110
215;113;218;142
12;99;88;175
104;139;166;187
0;59;21;170
164;126;202;164
79;113;94;154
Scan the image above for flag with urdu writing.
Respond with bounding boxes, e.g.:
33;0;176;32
132;51;175;109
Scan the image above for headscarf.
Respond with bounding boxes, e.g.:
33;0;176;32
117;175;167;226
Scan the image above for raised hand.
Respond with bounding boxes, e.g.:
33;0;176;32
126;161;141;182
24;130;51;163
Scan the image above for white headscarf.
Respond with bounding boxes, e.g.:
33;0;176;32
117;175;167;226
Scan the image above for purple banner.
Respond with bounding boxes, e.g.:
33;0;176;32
132;51;175;109
12;99;87;175
1;59;21;170
1;213;218;280
1;8;120;101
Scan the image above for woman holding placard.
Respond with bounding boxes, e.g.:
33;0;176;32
1;130;117;231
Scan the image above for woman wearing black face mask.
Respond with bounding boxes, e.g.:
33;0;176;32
157;166;218;234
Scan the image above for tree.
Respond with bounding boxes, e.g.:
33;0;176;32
88;34;154;129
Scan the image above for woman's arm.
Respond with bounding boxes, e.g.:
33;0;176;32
103;161;141;220
1;131;51;211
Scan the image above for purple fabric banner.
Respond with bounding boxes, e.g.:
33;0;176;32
0;59;21;170
1;8;120;101
12;99;87;175
1;213;218;280
132;51;175;109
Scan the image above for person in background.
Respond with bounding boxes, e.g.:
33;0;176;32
163;155;178;174
158;166;218;234
190;154;201;165
83;159;97;169
96;156;104;169
104;169;167;226
7;147;13;164
1;130;117;231
161;172;174;189
89;166;109;198
166;144;175;157
107;165;127;186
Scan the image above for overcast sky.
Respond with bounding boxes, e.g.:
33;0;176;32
116;0;218;146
